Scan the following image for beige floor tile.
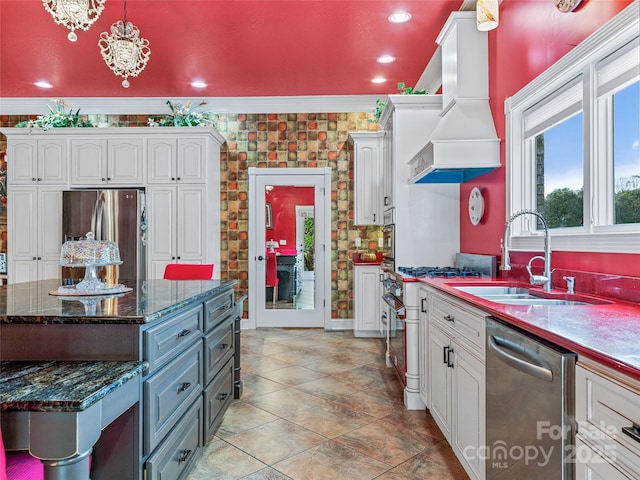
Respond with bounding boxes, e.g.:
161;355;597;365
388;441;470;479
245;387;330;418
292;376;362;401
216;401;279;438
333;418;438;467
224;419;325;465
286;403;376;438
242;354;293;374
240;467;294;479
272;440;390;480
332;364;398;390
381;408;446;441
239;374;289;399
258;365;328;386
331;387;404;418
186;439;267;480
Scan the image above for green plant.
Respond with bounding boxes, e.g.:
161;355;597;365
148;100;217;127
371;82;427;122
15;100;94;131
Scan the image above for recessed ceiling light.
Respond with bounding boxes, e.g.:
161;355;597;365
388;11;411;23
371;77;387;84
191;80;207;88
34;81;53;89
377;55;396;64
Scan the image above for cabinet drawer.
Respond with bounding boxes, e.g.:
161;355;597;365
203;315;234;385
144;341;203;455
145;400;203;480
143;303;203;372
203;357;234;439
430;293;486;354
205;290;234;331
576;364;640;477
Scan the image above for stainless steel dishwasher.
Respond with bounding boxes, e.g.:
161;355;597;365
486;317;576;480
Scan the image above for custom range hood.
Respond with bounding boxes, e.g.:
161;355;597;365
409;11;500;184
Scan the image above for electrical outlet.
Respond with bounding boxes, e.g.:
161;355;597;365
378;237;384;248
279;239;286;245
354;238;361;248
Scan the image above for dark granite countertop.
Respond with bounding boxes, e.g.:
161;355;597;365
0;360;147;412
0;279;237;325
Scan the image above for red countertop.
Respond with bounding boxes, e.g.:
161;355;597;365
419;277;640;381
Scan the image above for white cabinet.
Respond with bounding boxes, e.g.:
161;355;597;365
349;132;384;225
575;361;640;479
427;289;486;480
353;265;383;337
7;138;67;185
147;137;207;184
70;137;144;185
381;115;394;211
147;186;207;279
8;187;62;283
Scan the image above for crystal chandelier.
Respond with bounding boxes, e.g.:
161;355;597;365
98;0;151;88
42;0;106;42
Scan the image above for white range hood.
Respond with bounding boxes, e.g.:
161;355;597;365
409;11;501;184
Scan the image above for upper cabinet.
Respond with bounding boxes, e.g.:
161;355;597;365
71;137;144;186
7;137;67;185
349;131;384;226
147;137;208;184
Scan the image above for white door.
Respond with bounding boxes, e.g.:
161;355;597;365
248;167;330;328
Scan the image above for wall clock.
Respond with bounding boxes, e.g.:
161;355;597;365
468;187;485;226
554;0;582;13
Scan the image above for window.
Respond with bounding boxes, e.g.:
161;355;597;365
505;4;639;253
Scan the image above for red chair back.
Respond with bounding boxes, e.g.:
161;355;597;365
163;263;214;280
265;253;278;287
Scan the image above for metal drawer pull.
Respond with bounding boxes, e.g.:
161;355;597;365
216;392;229;401
218;343;228;349
420;298;427;313
444;314;455;322
622;424;640;444
443;346;449;364
177;382;191;393
176;329;191;339
177;449;192;463
447;348;454;368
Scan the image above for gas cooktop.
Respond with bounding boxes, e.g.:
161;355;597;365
397;266;483;278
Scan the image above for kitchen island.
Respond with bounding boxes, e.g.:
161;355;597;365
0;278;242;480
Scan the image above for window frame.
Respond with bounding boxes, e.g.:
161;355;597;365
505;3;639;254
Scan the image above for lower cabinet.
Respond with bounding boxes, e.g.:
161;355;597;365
141;285;239;480
426;288;486;480
354;265;383;337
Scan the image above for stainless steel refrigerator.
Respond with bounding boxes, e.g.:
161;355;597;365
62;189;146;284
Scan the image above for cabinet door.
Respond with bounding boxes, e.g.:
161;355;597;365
177;186;205;261
147;138;177;184
8;188;37;260
108;138;144;184
429;324;452;441
38;189;62;280
382;119;394;209
147;187;177;272
353;138;382;226
70;139;108;185
177;138;207;184
38;140;67;185
452;342;485;480
575;437;630;480
354;266;382;335
7;140;37;185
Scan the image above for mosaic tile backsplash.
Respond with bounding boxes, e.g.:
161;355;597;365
0;112;383;320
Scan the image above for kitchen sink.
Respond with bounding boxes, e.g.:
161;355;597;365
452;284;610;306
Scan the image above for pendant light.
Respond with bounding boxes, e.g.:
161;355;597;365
476;0;499;31
42;0;106;42
98;0;151;88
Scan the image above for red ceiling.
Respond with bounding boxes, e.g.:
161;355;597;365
0;0;463;99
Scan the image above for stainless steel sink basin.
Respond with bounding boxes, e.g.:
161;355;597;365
452;285;592;306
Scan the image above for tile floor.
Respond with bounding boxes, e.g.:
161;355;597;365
187;328;469;480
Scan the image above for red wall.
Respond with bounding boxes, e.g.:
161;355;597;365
265;186;314;251
459;0;639;276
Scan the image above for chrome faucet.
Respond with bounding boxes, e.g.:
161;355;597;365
501;209;553;292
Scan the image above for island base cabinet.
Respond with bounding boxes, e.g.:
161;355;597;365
575;437;631;480
203;357;235;440
145;400;203;480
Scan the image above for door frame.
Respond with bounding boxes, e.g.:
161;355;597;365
247;167;332;330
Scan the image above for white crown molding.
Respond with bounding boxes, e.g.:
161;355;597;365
0;95;382;115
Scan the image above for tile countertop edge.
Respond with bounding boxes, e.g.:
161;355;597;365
420;277;640;382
